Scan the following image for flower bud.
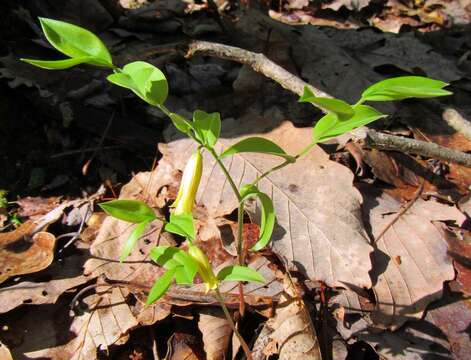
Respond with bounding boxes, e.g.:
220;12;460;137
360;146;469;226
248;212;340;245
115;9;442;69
188;244;218;292
172;151;203;215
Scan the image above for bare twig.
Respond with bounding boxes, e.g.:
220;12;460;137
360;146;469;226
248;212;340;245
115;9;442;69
185;40;471;167
365;129;471;167
374;181;424;244
442;108;471;142
186;40;329;98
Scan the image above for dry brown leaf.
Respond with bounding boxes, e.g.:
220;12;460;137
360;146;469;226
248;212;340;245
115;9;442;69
167;333;202;360
0;252;90;313
8;287;139;359
0;341;13;360
162;117;373;289
362;185;465;329
265;273;322;360
0;222;56;284
198;308;232;360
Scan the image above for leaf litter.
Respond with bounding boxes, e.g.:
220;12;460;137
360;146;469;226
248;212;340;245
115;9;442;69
2;1;471;359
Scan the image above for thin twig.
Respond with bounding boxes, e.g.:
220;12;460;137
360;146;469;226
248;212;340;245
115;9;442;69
442;108;471;142
215;287;253;360
185;40;471;167
365;129;471;167
374;181;425;244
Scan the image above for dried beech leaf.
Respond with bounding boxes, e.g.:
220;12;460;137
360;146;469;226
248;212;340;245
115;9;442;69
167;333;202;360
198;308;232;360
266;274;322;360
0;253;90;313
10;287;139;359
0;222;56;284
162;117;373;289
0;341;13;360
362;185;465;329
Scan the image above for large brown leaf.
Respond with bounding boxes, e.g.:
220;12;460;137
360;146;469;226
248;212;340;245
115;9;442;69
162;117;373;288
8;287;139;359
198;308;232;360
362;186;465;329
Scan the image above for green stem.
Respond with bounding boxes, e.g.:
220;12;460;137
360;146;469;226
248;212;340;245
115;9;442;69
207;147;242;202
237;202;245;265
215;287;253;360
251;140;318;185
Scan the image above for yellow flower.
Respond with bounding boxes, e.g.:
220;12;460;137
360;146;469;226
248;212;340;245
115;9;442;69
172;151;203;215
188;244;219;292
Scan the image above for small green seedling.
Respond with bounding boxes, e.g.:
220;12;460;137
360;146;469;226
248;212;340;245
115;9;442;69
22;17;452;358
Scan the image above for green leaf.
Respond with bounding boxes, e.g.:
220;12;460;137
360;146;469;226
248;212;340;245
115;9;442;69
99;199;156;223
193;110;221;148
361;76;452;102
313;105;386;143
240;184;276;251
299;86;354;119
107;61;168;106
169;113;193;134
20;56;96;70
120;220;151;262
37;17;112;68
220;137;295;162
150;246;198;284
146;269;175;305
164;213;195;240
217;265;265;283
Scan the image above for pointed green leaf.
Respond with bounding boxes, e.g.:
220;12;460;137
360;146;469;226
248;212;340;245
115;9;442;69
240;184;276;251
20;56;95;70
150;246;198;284
220;137;295;162
107;61;168;106
193;110;221;148
37;17;112;68
99;199;156;223
299;86;354;119
120;220;151;262
164;213;195;240
217;265;265;283
169;113;193;134
361;76;452;102
146;269;175;305
313;105;386;143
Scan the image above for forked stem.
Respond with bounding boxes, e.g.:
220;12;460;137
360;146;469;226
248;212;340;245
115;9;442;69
215;287;253;360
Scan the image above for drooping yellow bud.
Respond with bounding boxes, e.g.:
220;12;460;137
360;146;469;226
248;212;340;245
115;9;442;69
188;244;219;293
172;151;203;215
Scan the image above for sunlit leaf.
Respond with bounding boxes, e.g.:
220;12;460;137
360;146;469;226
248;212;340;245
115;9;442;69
193;110;221;148
220;137;295;162
99;199;156;223
299;86;354;119
217;265;265;283
146;269;175;305
120;220;151;262
313;105;386;142
20;56;95;70
29;17;112;68
164;213;195;240
240;184;276;251
361;76;452;102
107;61;168;106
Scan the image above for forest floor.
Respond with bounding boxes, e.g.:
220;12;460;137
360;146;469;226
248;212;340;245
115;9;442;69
1;0;471;359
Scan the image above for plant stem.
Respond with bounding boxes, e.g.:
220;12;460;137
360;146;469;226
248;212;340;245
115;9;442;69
215;287;253;360
251;140;317;185
207;147;242;201
236;202;245;264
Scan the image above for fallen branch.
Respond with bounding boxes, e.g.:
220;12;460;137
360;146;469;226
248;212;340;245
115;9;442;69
442;108;471;142
185;40;471;168
365;129;471;167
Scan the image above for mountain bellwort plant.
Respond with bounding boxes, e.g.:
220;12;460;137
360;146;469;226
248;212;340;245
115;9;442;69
22;17;453;359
